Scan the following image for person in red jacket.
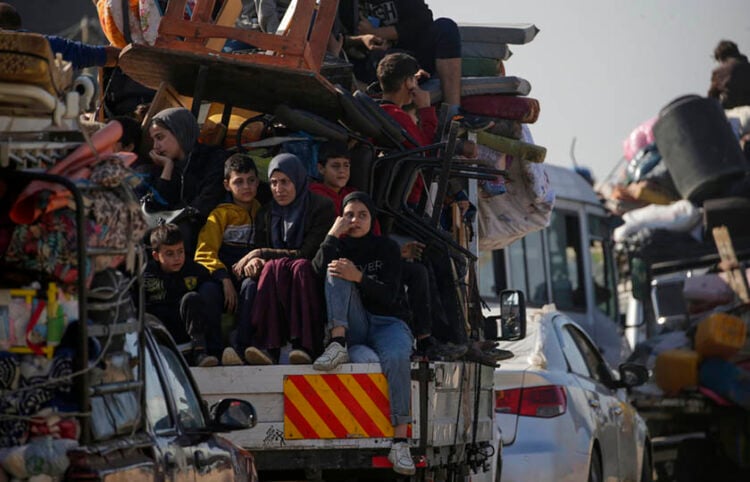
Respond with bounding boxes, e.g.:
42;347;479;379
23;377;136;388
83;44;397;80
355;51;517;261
309;140;358;216
376;52;436;206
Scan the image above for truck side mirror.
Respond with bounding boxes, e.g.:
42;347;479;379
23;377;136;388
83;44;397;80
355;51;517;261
210;398;257;432
484;290;527;341
614;362;649;389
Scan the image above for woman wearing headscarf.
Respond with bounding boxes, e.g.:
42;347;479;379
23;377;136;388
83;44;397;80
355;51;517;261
228;153;336;365
310;191;415;476
147;107;227;256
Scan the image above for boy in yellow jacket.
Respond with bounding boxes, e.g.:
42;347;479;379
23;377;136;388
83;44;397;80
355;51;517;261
195;154;262;365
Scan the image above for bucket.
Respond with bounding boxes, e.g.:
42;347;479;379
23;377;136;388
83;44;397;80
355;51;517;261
653;95;748;203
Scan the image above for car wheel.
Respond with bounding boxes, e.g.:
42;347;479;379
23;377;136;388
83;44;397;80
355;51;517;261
641;446;653;482
588;448;603;482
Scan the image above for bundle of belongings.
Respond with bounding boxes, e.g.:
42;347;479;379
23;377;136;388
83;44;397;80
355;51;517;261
419;23;554;251
612;94;750;410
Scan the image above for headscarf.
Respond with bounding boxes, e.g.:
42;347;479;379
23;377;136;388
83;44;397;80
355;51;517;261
268;153;310;249
342;191;377;237
152;107;200;157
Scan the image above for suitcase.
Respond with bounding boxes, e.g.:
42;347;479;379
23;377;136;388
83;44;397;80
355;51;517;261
461;94;540;123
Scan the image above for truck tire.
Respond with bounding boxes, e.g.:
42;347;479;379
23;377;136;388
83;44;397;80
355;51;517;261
641;446;653;482
675;439;712;482
587;448;602;482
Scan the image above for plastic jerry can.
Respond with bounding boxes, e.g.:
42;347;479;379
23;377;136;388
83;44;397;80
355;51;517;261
695;312;747;359
655;349;701;394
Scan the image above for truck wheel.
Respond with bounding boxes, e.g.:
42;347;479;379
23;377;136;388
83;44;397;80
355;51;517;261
675;439;712;482
587;448;602;482
641;447;653;482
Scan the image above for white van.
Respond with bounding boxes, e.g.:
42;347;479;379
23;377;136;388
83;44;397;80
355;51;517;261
478;164;630;367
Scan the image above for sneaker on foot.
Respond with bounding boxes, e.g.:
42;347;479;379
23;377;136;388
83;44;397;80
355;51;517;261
245;346;273;365
195;353;219;367
388;441;416;475
222;347;243;366
289;349;312;364
313;341;349;371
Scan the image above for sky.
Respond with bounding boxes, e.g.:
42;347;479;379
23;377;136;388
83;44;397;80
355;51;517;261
430;0;750;182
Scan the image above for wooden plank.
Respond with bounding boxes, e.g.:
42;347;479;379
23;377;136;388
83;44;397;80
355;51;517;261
306;0;339;72
190;0;217;23
206;0;243;51
157;17;306;55
283;0;316;45
712;226;750;302
119;44;342;119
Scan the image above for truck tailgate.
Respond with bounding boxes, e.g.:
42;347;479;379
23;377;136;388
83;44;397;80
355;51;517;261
192;361;494;451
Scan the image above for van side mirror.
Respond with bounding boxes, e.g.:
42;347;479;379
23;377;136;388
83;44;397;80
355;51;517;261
484;290;527;341
210;398;257;432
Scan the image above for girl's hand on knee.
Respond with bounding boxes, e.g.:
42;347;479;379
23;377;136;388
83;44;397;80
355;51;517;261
328;258;363;283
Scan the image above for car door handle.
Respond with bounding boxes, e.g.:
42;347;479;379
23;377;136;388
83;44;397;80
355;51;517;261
588;399;600;409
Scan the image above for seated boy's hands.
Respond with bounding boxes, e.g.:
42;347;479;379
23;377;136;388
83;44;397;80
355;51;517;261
222;278;237;313
401;241;425;261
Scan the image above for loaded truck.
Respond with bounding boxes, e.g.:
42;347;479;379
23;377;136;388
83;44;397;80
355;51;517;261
614;95;750;481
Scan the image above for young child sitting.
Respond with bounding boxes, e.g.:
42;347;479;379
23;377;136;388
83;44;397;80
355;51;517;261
194;154;262;366
143;223;223;367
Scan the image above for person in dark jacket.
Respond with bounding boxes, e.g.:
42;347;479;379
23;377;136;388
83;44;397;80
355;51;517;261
311;191;415;475
708;40;750;109
337;0;461;110
146;107;227;256
228;153;336;365
143;224;223;367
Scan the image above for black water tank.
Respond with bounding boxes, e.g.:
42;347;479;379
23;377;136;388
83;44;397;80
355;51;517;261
653;95;748;203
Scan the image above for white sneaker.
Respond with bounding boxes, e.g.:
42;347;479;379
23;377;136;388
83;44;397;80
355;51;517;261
245;346;273;365
388;441;415;475
289;349;312;364
312;341;349;371
222;347;243;366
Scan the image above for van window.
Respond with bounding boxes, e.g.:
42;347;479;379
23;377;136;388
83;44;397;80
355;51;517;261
479;230;548;307
588;214;618;319
547;211;585;311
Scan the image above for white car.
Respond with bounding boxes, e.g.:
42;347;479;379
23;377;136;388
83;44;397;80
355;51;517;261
489;308;652;482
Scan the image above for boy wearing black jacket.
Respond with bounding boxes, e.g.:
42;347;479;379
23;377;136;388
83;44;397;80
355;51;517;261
143;224;223;367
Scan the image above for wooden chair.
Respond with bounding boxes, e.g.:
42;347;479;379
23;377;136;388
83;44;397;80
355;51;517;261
119;0;342;119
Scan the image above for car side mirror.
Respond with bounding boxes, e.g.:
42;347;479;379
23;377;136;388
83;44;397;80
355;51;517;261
614;362;649;389
484;290;527;341
210;398;257;432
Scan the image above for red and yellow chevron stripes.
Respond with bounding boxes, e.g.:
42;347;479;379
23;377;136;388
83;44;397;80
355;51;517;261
284;373;393;439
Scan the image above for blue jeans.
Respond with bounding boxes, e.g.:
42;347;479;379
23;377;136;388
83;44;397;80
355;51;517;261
325;274;413;426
